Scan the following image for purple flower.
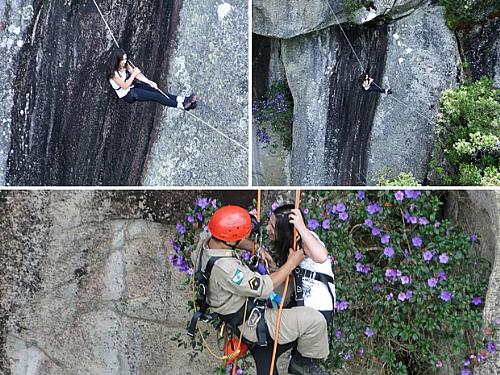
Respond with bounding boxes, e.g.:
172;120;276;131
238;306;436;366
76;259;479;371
464;359;471;367
335;329;342;338
171;241;182;253
364;219;373;227
404;212;412;224
405;290;413;299
322;219;330;230
371;227;381;236
384;247;395;258
187;215;195;224
412;236;423;247
367;202;382;215
271;202;279;212
398;292;407;302
461;369;471;375
343;352;352;360
196;198;209;209
428;278;438;288
307;219;320;230
401;275;411;285
394;191;404;201
257;263;268;275
410;216;418;224
403;249;410;258
358;347;365;356
381;234;391;244
440;290;453;302
437;271;447;281
336;202;346;212
196;212;203;222
471;296;482;306
364;327;374;337
434;221;441;228
335;300;349;311
386;292;394;300
439;253;449;264
486;341;496;352
176;223;186;235
241;251;251;262
355;250;363;261
303;208;309;214
385;268;399;279
435;360;442;368
405;190;422;199
356;262;371;274
339;212;349;221
423;251;434;262
357;191;365;200
470;233;478;242
418;217;429;225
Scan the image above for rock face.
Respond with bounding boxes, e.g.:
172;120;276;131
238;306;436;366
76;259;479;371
0;0;248;186
253;2;499;185
0;190;257;375
253;0;426;39
143;0;248;186
366;6;459;183
0;1;35;186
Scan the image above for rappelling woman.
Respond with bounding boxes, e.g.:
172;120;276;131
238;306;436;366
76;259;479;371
107;47;197;110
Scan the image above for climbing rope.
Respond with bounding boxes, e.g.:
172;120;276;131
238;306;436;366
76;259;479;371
323;0;436;125
91;0;248;152
269;190;301;375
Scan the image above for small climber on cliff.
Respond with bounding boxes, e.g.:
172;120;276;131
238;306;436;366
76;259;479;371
362;1;377;12
361;74;392;95
107;47;197;110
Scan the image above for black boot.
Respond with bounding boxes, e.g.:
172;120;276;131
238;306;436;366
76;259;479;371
288;352;329;375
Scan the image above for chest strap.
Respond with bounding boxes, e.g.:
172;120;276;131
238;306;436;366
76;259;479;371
293;266;335;308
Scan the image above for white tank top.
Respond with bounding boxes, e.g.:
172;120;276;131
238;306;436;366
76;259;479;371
299;231;336;311
109;69;133;98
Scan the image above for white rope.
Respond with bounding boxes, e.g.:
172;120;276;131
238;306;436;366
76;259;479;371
323;0;436;125
323;0;366;72
92;0;119;48
91;0;248;153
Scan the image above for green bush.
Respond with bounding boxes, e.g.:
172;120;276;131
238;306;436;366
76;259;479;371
438;0;498;29
170;192;497;374
433;77;500;186
376;172;421;187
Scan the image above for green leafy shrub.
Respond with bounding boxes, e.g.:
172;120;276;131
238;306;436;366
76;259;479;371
438;0;498;29
376;172;421;187
170;192;496;374
432;77;500;186
342;0;364;19
253;81;294;151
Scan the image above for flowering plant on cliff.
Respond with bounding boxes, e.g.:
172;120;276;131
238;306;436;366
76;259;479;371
170;192;495;374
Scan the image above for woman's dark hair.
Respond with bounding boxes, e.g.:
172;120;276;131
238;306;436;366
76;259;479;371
271;204;304;267
107;47;127;79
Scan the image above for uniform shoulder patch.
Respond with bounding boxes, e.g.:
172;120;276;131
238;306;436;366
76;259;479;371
232;269;244;285
248;276;261;291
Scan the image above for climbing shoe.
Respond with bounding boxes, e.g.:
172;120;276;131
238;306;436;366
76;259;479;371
183;94;198;111
288;353;329;375
386;88;393;95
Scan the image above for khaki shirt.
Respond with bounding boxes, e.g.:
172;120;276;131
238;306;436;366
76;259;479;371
191;232;273;315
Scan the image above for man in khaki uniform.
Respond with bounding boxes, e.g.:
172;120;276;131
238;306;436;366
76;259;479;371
191;205;329;375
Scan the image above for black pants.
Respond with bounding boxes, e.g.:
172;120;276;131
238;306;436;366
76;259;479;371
121;83;179;107
367;84;386;94
250;331;297;375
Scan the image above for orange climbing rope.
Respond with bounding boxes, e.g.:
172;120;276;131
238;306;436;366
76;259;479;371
269;190;301;375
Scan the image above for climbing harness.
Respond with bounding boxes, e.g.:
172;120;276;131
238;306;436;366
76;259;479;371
323;0;437;125
269;190;302;375
91;0;248;152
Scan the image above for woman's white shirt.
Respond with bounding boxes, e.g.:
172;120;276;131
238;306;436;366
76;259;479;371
109;69;133;98
300;231;336;311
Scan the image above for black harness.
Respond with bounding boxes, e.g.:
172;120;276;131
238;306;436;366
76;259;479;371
187;249;269;348
292;266;335;308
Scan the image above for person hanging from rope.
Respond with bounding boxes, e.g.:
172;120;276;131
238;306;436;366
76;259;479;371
107;47;198;110
361;74;392;95
266;204;335;324
190;205;329;375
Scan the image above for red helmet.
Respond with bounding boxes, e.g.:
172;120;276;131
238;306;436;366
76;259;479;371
208;205;252;242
